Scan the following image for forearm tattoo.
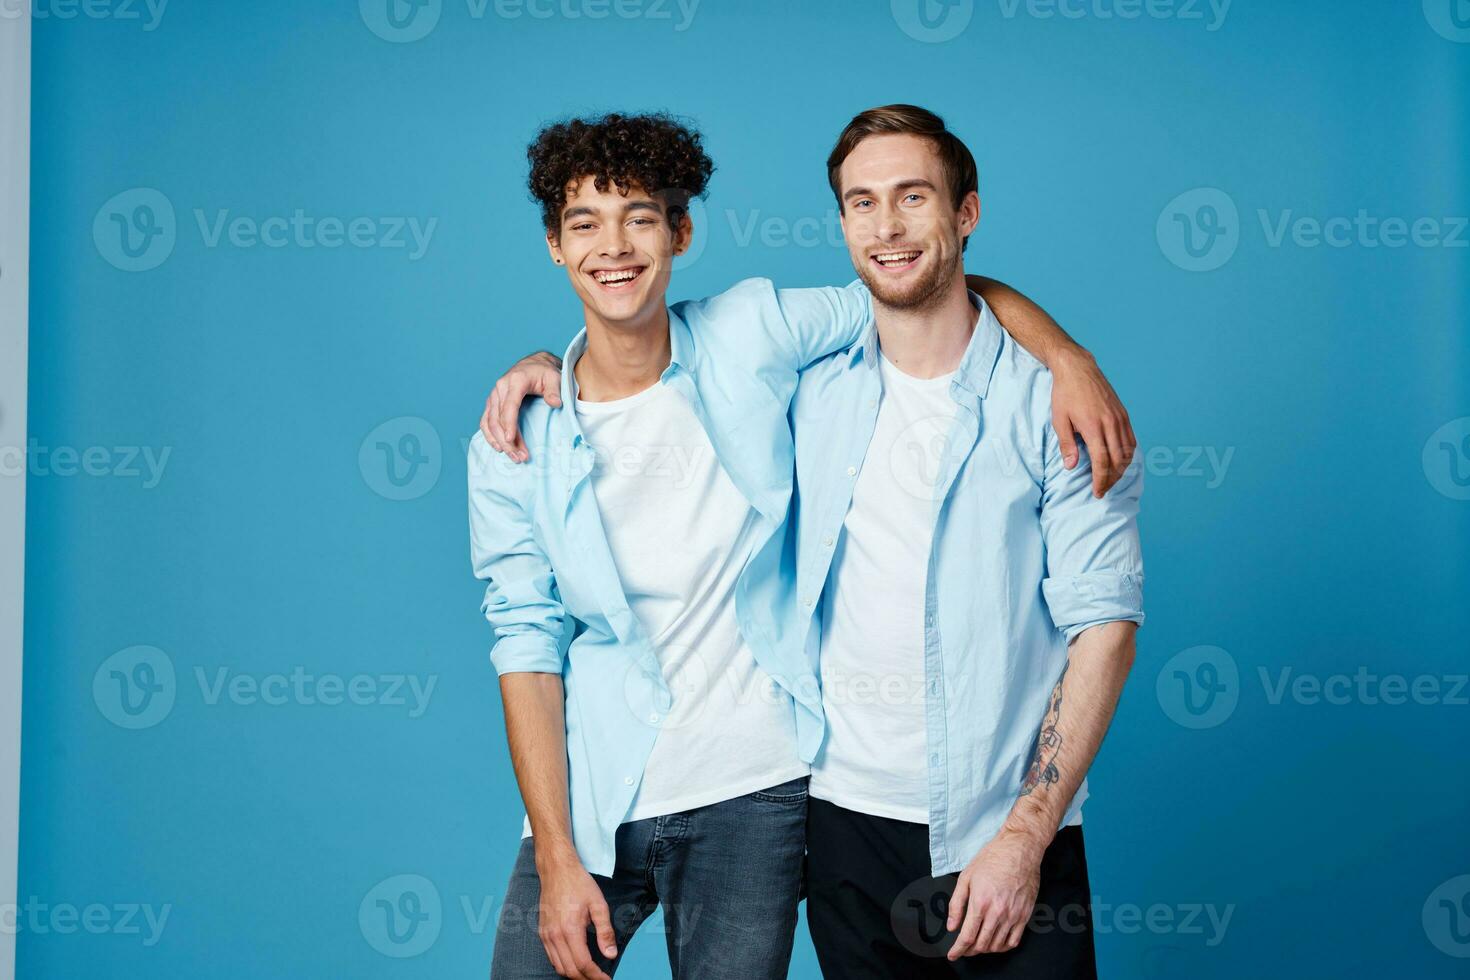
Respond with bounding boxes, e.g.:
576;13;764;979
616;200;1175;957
1020;666;1067;797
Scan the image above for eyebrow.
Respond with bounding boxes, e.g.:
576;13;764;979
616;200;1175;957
843;178;940;202
562;199;664;222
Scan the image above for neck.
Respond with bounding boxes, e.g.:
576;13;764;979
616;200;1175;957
575;304;672;402
873;269;978;379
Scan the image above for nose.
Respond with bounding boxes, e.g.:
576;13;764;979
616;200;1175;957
877;202;907;242
598;222;633;260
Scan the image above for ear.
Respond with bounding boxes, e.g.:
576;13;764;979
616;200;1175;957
671;209;694;256
957;191;981;240
545;230;565;266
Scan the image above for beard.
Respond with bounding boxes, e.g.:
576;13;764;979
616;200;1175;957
855;250;961;312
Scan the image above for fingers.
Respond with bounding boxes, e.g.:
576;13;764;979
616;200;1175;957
1116;411;1137;472
1055;412;1080;471
973;902;1006;954
567;926;611;980
480;393;498;449
1079;421;1115;498
1097;417;1130;497
543;922;609;980
589;897;619;960
946;875;970;932
485;386;509;455
538;926;568;977
948;895;986;961
1004;917;1027;952
499;377;531;464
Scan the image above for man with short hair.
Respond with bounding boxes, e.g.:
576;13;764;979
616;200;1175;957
792;104;1142;978
470;110;1133;980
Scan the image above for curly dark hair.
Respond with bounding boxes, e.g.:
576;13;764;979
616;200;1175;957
527;112;715;233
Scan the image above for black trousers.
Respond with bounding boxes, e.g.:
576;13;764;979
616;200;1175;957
805;799;1098;979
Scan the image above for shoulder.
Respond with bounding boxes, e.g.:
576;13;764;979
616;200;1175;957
466;400;565;495
671;277;779;324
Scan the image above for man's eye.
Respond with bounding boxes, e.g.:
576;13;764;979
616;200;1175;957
629;217;655;227
854;200;874;209
904;194;923;203
572;223;595;231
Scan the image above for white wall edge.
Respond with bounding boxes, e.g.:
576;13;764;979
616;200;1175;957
0;8;30;980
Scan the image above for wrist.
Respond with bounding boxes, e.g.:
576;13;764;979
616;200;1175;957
532;838;581;874
998;814;1053;864
1049;342;1095;374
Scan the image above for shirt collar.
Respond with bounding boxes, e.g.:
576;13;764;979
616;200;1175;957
847;290;1004;399
557;307;692;448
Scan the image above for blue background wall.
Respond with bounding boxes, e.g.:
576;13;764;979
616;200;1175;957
19;1;1470;976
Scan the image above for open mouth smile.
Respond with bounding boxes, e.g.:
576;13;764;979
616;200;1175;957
590;266;647;290
871;250;923;272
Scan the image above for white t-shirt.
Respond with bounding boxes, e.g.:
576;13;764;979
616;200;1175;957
575;380;808;822
810;354;957;824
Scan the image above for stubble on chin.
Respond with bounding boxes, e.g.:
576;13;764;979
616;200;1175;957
857;255;961;313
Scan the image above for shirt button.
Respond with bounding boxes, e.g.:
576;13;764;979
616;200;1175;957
846;466;857;477
823;535;834;548
867;399;877;409
802;596;814;608
624;776;635;786
648;713;660;724
926;615;935;627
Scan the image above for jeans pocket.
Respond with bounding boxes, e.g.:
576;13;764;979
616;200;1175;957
749;776;810;804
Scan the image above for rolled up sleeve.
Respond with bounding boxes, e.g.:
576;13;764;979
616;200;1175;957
1039;425;1145;642
467;436;566;675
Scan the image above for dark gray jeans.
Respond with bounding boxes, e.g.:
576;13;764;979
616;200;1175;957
490;776;809;979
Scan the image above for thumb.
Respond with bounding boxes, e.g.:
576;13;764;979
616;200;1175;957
538;372;564;408
590;899;617;958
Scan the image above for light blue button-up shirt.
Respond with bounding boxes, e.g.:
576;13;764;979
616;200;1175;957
467;278;870;876
790;292;1144;876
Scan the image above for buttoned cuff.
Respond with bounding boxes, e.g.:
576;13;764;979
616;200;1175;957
1042;571;1145;642
489;632;565;675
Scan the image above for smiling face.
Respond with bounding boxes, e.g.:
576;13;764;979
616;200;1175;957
836;133;979;311
547;177;691;330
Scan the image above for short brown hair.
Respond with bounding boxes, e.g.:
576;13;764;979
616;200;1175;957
826;104;978;246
